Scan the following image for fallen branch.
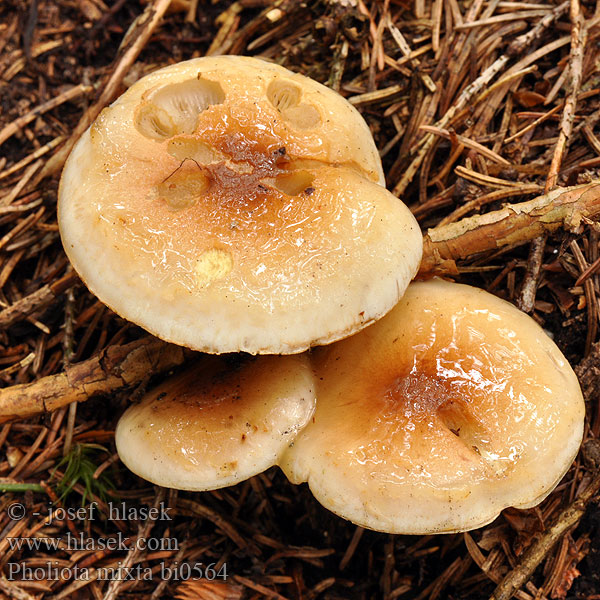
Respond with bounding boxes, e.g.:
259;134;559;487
0;337;187;422
418;181;600;276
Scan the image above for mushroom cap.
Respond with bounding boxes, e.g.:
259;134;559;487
58;56;422;354
279;279;585;534
116;354;316;491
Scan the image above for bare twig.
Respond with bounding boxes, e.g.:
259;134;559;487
491;439;600;600
0;271;78;330
102;488;166;600
0;85;92;148
516;234;547;313
420;126;510;165
419;182;600;275
0;337;188;422
38;0;173;180
517;0;586;313
62;278;76;456
546;0;586;192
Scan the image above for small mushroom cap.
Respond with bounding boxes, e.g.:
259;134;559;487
116;354;316;491
279;279;584;534
59;56;421;354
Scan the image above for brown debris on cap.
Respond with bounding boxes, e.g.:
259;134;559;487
280;279;585;534
116;353;316;491
58;56;422;354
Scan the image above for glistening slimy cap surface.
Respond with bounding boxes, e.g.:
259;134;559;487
279;279;585;534
116;354;316;491
58;56;422;354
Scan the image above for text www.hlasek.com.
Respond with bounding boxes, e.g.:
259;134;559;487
8;532;178;552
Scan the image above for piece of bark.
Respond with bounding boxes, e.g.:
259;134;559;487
418;182;600;276
0;337;187;422
0;271;78;330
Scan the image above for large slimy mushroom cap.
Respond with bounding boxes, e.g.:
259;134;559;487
280;279;585;534
58;56;422;354
116;354;316;491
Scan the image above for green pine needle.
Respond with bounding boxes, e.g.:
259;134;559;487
52;443;115;505
0;482;45;493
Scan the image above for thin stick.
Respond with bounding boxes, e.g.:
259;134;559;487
62;280;76;457
39;0;173;180
0;159;43;207
516;234;547;313
518;0;586;313
0;337;188;422
393;1;570;197
419;126;510;165
455;9;553;31
546;0;586;192
102;488;166;600
0;135;65;182
150;537;189;600
0;85;92;148
0;270;78;330
490;440;600;600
